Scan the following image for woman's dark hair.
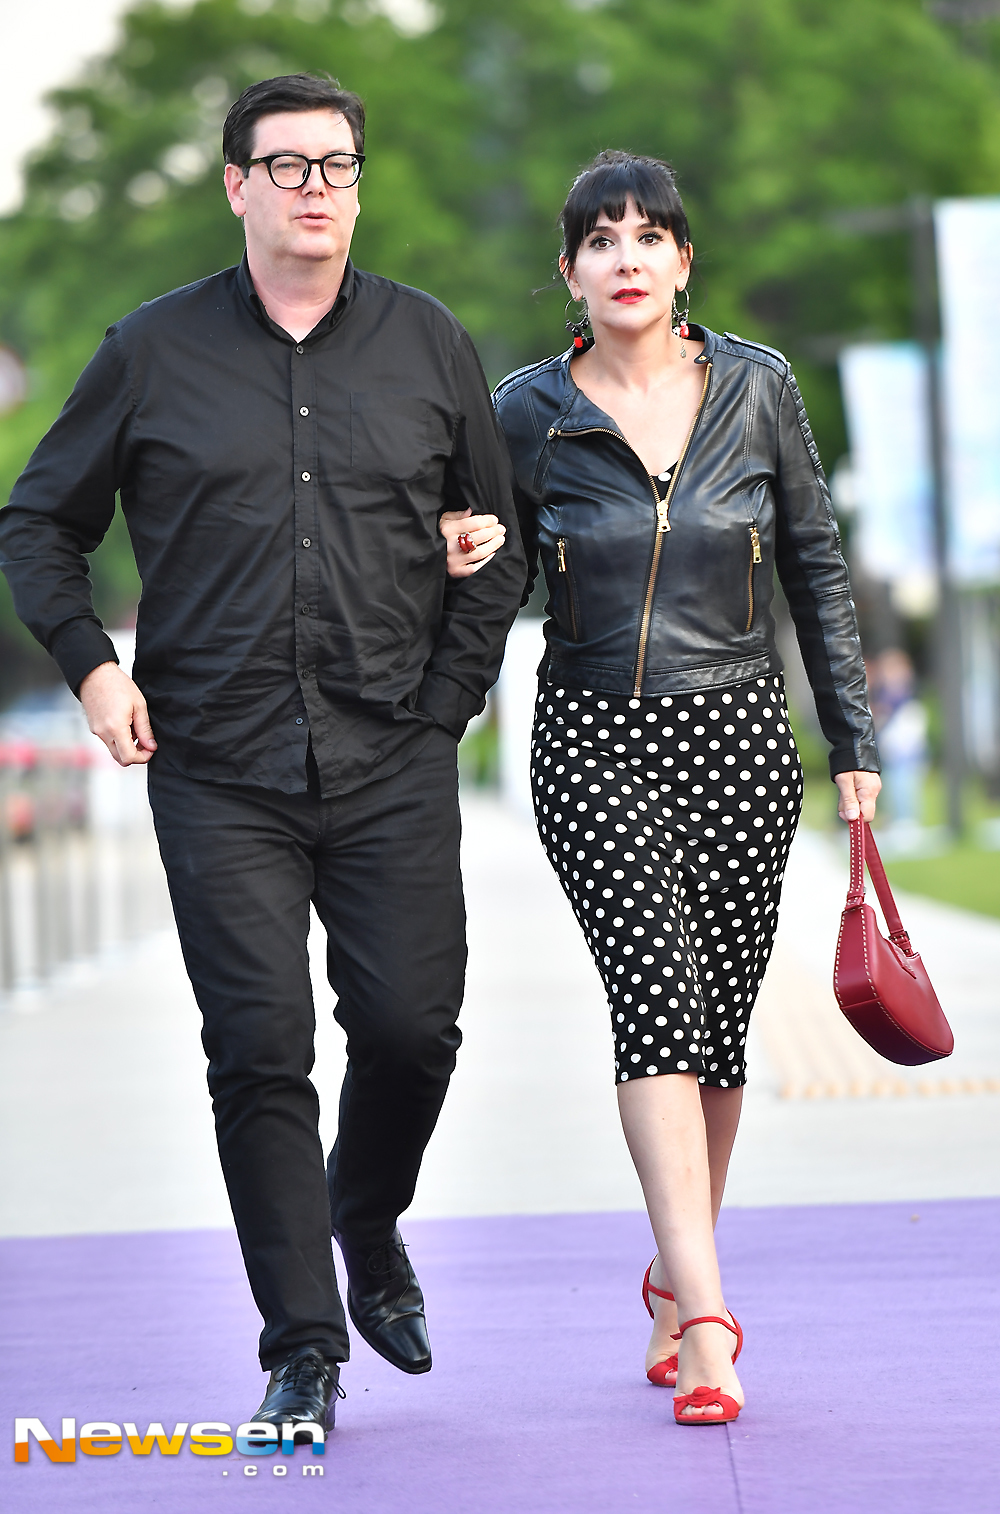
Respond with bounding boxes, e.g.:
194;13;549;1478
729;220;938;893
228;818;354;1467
559;150;691;269
222;74;365;166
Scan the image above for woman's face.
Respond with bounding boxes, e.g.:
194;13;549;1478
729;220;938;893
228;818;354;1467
562;197;691;337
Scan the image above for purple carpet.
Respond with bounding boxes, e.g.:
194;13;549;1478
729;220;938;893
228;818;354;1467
2;1201;997;1513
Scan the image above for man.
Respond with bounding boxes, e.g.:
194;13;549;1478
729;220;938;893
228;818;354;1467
0;74;525;1430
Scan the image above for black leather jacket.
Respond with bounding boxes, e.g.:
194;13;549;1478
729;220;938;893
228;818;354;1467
494;326;878;778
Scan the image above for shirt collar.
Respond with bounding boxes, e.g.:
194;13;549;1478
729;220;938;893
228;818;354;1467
235;252;356;344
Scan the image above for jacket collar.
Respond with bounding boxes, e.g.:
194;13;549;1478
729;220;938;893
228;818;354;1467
235;251;356;344
553;324;716;434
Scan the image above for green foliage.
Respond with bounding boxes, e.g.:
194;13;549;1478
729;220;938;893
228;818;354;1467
459;705;499;787
885;846;1000;920
3;0;1000;694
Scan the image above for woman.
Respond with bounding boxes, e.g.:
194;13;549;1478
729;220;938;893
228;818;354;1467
442;150;881;1424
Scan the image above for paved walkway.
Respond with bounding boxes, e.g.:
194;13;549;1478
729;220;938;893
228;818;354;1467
3;794;998;1514
1;794;997;1239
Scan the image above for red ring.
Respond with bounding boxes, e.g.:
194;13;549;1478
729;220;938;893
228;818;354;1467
457;532;476;554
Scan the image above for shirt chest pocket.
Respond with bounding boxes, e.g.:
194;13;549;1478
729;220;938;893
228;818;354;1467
350;392;448;481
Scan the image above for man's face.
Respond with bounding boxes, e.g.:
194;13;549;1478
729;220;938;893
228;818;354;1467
224;109;361;268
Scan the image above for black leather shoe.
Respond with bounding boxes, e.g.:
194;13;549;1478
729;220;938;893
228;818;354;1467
254;1347;344;1433
335;1228;432;1375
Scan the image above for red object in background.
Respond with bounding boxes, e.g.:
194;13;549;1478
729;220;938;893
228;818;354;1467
0;742;93;839
833;819;953;1065
5;791;34;839
0;739;38;769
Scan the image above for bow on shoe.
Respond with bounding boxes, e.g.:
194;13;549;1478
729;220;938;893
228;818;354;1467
673;1384;742;1426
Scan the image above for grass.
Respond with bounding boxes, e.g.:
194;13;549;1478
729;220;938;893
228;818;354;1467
881;847;1000;918
797;763;1000;922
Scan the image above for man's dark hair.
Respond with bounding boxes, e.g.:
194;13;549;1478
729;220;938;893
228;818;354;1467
559;150;691;268
222;74;366;167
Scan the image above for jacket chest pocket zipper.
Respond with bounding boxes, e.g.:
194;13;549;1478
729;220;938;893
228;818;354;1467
557;536;581;641
746;524;762;633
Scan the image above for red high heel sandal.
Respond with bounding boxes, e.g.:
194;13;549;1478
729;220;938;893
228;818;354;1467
642;1259;678;1387
672;1315;744;1426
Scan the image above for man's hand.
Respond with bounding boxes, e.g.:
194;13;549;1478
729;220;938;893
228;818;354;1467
834;769;881;823
439;507;507;578
79;661;158;767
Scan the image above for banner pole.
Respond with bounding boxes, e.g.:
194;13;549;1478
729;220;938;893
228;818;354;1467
910;196;964;838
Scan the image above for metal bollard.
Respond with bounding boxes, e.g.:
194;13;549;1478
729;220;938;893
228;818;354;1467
0;750;15;993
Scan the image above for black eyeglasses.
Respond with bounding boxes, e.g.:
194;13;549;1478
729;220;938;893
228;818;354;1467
245;152;365;190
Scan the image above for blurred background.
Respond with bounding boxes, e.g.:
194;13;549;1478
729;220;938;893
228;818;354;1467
1;0;999;1216
4;0;1000;915
4;20;1000;1512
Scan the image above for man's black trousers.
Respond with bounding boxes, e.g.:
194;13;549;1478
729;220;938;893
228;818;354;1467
147;729;465;1369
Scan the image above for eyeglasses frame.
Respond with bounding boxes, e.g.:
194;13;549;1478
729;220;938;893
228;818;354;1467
243;152;366;189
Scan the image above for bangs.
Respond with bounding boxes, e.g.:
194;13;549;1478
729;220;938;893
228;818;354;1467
578;166;677;241
560;152;691;268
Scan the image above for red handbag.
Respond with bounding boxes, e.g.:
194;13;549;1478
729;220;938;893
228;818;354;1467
833;818;953;1065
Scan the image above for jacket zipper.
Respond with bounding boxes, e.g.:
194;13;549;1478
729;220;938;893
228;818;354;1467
548;424;662;513
557;536;580;641
746;523;762;633
632;362;713;695
549;365;711;694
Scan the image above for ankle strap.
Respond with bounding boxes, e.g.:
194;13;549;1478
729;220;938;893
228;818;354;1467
646;1282;674;1302
676;1315;738;1338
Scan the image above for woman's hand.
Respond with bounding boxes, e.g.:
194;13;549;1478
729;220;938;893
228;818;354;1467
834;770;882;823
440;508;506;578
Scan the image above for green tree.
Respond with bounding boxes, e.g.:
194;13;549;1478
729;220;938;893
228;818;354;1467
2;0;999;695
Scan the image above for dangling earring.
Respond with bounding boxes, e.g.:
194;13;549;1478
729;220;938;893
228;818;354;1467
672;287;691;358
565;297;590;350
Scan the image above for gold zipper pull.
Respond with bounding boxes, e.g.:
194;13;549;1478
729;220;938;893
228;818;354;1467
557;537;567;571
656;501;671;533
750;524;762;563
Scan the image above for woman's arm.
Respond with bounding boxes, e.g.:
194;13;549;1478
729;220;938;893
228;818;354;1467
772;364;881;811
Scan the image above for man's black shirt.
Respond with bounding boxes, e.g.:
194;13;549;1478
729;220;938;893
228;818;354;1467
0;257;526;795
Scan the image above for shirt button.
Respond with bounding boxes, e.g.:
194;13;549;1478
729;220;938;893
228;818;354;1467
301;471;311;482
299;406;309;416
295;717;304;725
301;537;311;548
301;605;312;615
295;344;304;354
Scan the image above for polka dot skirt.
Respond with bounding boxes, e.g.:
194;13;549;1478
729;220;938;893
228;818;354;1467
531;675;803;1087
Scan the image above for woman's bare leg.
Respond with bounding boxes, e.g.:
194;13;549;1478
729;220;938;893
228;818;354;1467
619;1074;743;1417
641;1084;743;1364
702;1084;744;1222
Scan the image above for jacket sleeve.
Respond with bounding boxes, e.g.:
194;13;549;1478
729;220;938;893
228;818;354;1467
493;383;542;608
0;329;132;693
772;365;880;777
415;329;528;738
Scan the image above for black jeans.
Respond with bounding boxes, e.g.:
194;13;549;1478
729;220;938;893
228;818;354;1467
147;728;465;1368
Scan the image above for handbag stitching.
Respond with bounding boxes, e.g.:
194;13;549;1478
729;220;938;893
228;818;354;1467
835;902;944;1056
834;818;951;1061
858;913;938;1052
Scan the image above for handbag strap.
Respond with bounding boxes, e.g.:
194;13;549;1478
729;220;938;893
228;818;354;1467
846;817;915;955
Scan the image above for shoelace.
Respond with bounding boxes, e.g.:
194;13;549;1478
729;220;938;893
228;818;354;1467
366;1238;406;1280
279;1353;342;1396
